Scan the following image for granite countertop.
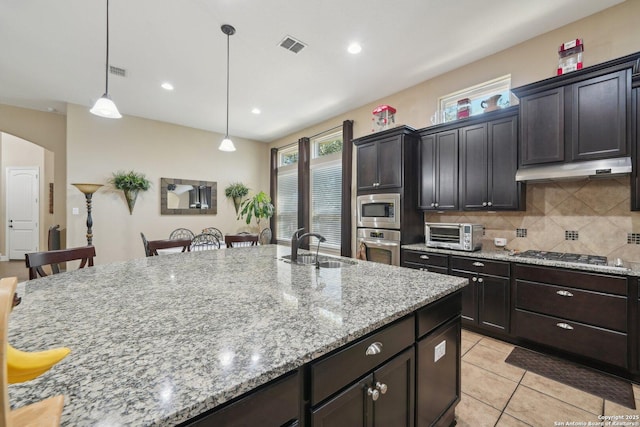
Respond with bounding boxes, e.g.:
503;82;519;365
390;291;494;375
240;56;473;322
8;245;467;426
402;243;640;277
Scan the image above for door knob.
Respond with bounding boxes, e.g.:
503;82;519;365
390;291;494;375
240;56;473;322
367;387;380;401
376;382;388;394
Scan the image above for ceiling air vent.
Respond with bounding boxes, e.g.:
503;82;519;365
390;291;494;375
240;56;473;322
109;65;126;77
279;36;306;54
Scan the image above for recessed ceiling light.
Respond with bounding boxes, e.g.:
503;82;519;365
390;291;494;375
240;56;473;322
347;42;362;54
251;108;261;115
161;82;174;91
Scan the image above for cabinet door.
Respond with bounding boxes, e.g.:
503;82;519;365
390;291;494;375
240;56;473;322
488;115;520;210
418;135;436;209
520;87;564;165
311;374;372;427
633;86;640;210
477;275;510;332
372;348;415;427
570;69;630;161
357;142;379;191
459;123;488;210
434;130;459;210
377;136;403;189
416;319;460;427
450;270;477;323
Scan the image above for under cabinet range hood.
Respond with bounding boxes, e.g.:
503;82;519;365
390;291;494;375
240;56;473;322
515;157;632;182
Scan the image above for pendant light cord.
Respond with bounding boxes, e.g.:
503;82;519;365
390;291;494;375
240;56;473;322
225;30;230;138
104;0;110;94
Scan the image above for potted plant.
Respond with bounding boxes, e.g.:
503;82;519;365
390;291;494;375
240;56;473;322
224;182;249;214
238;191;274;229
109;170;151;214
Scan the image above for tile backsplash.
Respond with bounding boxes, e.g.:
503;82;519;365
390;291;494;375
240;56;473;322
425;177;640;263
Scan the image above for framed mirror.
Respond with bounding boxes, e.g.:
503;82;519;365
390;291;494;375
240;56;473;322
160;177;217;215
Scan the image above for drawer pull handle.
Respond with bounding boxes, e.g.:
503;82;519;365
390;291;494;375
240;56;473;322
419;255;429;260
556;322;574;330
365;342;383;356
556;290;574;297
376;382;388;394
367;387;380;401
472;262;485;267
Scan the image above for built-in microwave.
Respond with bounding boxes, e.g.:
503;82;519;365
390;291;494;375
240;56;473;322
425;223;483;251
356;193;401;229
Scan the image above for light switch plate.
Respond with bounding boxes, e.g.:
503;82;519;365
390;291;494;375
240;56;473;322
72;207;79;215
434;340;446;362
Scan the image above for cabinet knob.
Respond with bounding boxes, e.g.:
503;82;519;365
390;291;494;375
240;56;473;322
367;387;380;401
556;290;573;297
365;341;383;356
472;262;484;267
376;382;388;394
478;277;484;283
471;277;477;282
430;203;435;207
419;255;429;260
556;322;574;330
434;203;439;208
487;202;493;207
482;202;487;207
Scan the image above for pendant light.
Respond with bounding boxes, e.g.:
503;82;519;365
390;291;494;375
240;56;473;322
218;24;236;152
90;0;122;119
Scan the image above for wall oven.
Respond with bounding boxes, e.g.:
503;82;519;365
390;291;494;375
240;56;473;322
356;193;401;229
357;228;401;266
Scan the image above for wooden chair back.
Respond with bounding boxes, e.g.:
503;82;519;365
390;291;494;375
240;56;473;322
1;277;64;426
191;233;221;251
225;234;259;248
25;246;96;280
146;238;191;256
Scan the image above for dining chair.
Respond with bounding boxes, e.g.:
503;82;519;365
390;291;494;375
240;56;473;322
191;233;221;251
201;227;224;242
1;276;65;426
225;234;259;248
144;235;191;257
259;228;272;245
169;228;195;240
25;246;96;280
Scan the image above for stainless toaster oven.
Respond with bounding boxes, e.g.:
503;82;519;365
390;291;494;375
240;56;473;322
425;223;483;251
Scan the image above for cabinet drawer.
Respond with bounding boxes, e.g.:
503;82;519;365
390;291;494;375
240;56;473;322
516;280;627;332
417;291;462;339
514;264;627;296
404;262;448;275
451;256;509;277
403;250;448;268
310;315;414;406
514;309;628;368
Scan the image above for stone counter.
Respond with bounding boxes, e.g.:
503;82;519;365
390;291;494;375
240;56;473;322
8;245;466;426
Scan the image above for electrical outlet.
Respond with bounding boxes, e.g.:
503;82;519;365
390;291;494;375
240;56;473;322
72;207;79;215
434;340;446;362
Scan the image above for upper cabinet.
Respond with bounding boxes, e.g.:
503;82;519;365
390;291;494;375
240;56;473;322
513;58;636;167
632;74;640;210
419;129;459;211
354;126;418;193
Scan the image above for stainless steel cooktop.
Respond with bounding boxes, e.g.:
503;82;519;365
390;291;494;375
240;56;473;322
515;250;607;266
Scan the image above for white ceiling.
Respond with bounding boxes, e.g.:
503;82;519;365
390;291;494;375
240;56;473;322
0;0;624;143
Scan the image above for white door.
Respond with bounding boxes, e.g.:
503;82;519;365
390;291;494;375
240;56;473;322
7;167;39;259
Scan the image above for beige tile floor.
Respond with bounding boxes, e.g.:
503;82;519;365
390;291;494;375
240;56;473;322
458;329;640;427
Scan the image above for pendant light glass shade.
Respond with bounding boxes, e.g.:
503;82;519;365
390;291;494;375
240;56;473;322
219;24;236;152
90;93;122;118
91;0;121;119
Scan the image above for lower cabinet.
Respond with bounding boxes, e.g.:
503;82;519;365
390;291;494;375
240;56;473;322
402;249;449;274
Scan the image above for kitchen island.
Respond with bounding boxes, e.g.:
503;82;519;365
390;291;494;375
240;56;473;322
8;245;467;426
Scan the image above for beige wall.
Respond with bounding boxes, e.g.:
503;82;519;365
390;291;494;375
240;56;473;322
268;0;640;260
66;104;270;264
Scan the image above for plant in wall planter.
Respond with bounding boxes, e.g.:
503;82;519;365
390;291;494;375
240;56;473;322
109;170;151;215
238;191;274;230
224;182;249;214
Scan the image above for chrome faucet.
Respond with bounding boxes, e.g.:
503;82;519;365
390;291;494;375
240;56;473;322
290;228;326;262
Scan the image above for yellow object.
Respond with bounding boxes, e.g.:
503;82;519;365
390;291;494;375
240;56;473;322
6;343;70;384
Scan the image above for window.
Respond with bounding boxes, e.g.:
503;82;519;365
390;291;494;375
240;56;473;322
437;75;512;123
310;130;342;252
276;144;298;244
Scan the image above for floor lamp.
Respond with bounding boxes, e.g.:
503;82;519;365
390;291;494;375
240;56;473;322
71;183;103;246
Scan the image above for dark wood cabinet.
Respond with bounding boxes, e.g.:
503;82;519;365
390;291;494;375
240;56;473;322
512;264;629;369
459;112;521;210
632;76;640;210
418;129;458;211
513;61;634;167
354;127;417;193
450;256;510;333
402;249;448;275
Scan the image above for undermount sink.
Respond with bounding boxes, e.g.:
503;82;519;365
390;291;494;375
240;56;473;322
281;254;355;268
